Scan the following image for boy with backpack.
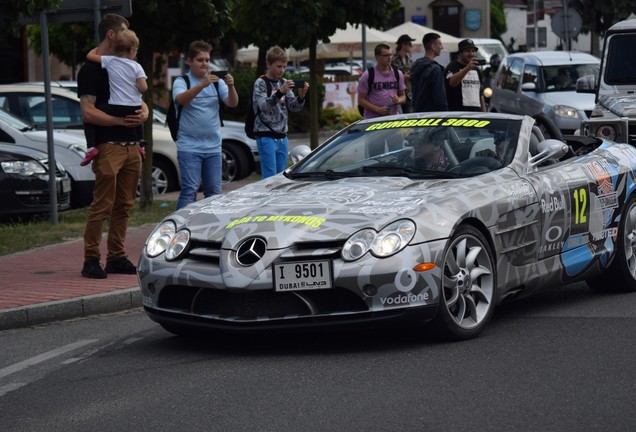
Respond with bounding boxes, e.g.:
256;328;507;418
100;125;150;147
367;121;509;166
249;45;308;178
357;43;406;119
172;40;238;210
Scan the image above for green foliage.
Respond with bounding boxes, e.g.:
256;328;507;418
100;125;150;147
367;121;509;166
569;0;636;35
490;0;507;40
319;106;361;130
0;0;62;38
26;23;95;68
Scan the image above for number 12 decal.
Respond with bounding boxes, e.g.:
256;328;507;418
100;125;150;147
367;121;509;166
573;187;588;225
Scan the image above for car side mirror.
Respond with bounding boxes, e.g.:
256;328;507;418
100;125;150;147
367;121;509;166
289;145;311;164
521;82;536;91
576;75;596;93
529;139;569;169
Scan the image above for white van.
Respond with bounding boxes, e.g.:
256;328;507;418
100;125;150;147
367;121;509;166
471;38;509;65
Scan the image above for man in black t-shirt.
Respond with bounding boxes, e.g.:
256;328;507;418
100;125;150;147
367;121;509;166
78;13;148;279
444;39;485;112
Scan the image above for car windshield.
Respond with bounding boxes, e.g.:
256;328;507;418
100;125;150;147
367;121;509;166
605;34;636;85
542;63;600;92
289;117;522;179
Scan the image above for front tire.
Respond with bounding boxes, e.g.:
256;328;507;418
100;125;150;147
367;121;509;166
432;225;496;340
588;195;636;292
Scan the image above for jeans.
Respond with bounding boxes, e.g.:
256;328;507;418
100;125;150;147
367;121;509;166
176;151;222;210
257;136;288;178
84;142;141;261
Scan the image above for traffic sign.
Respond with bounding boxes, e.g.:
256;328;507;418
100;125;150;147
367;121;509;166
551;8;582;40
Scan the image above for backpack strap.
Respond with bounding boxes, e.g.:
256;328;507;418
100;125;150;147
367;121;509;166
366;67;376;96
366;65;400;97
213;80;224;127
175;75;190;126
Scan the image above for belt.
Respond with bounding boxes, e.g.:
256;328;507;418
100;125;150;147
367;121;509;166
107;141;140;146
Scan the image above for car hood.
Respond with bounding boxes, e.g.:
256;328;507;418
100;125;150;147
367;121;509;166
597;94;636;117
541;91;596;110
168;175;500;249
23;129;87;149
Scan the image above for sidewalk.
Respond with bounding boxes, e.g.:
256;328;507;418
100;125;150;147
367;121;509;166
0;179;252;331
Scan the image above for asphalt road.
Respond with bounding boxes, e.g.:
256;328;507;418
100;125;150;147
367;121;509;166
1;281;635;431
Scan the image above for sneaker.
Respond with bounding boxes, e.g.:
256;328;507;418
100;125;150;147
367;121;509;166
82;258;107;279
105;256;137;274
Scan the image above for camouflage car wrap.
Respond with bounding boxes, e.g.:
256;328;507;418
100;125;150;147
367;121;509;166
138;112;636;338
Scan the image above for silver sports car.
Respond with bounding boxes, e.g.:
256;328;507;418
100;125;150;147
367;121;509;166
138;112;636;340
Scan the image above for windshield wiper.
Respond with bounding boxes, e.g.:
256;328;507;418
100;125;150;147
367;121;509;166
361;165;459;179
402;167;459;178
287;170;359;180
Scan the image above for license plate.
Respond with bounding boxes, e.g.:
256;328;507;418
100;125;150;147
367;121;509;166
61;178;71;193
273;260;332;292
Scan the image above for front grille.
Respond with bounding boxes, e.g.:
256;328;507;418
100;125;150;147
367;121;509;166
158;285;368;320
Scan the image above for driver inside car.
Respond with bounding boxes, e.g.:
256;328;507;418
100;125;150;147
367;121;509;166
476;131;511;165
404;129;450;172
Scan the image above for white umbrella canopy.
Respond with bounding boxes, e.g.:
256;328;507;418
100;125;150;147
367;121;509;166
384;21;461;53
236;23;394;63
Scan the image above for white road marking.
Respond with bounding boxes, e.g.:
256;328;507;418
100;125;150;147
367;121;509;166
0;382;27;397
0;339;98;380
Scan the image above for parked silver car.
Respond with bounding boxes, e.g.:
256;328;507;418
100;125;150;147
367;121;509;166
489;51;600;135
0;83;259;194
0;108;93;208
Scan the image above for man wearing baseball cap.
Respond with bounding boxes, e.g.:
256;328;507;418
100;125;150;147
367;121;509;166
444;39;485;112
392;34;415;113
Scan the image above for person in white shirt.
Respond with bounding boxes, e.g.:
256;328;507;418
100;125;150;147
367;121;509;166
86;28;147;145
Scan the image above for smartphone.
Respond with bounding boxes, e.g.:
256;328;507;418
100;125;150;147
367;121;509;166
212;70;228;79
293;79;305;88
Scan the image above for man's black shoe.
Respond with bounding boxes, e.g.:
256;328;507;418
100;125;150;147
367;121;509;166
105;256;137;274
82;259;107;279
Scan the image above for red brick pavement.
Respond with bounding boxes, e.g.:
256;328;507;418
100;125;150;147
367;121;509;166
0;179;253;313
0;224;152;309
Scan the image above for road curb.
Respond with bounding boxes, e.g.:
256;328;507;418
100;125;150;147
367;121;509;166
0;288;142;331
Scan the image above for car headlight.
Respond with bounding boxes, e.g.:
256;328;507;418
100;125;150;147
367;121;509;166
145;221;176;257
165;229;190;261
553;105;578;118
1;160;47;176
342;219;416;261
597;125;617;141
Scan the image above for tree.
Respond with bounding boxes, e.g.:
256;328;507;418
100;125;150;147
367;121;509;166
0;0;62;38
490;0;507;41
569;0;636;56
233;0;401;149
26;0;232;208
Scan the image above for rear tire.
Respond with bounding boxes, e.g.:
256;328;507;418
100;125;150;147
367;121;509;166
222;141;250;183
587;195;636;292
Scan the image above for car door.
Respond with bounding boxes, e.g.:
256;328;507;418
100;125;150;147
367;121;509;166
493;57;523;114
517;63;544;118
530;148;618;278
